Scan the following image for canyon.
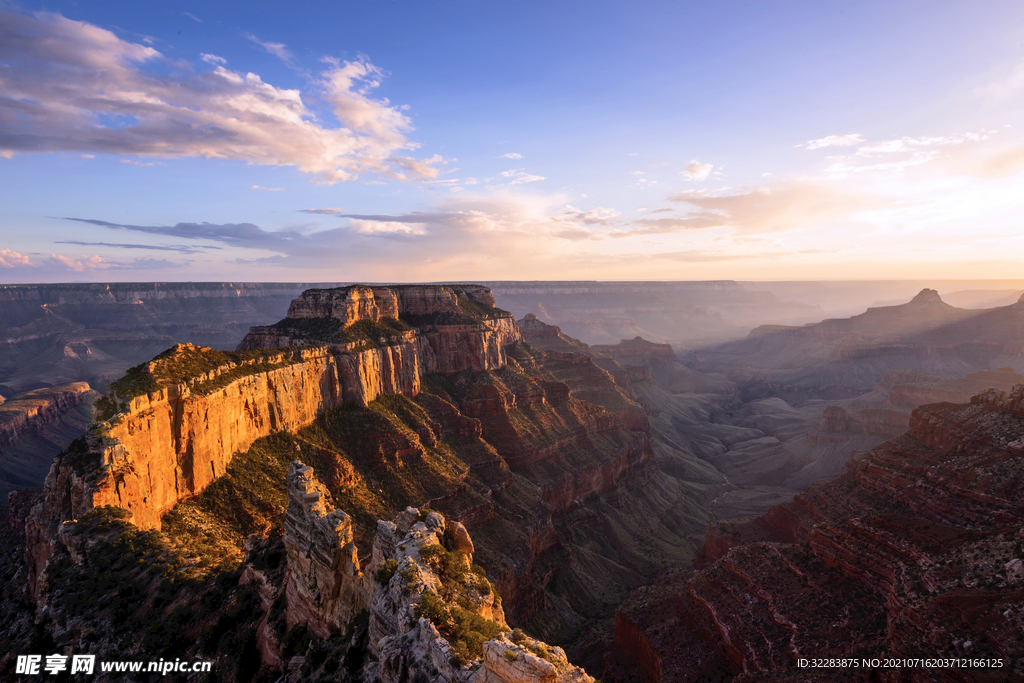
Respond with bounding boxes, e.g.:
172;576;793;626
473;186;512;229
11;283;712;681
689;289;1024;398
3;281;1024;682
609;386;1024;682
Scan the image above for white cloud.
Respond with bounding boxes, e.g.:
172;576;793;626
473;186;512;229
243;32;295;66
0;10;440;184
46;253;109;271
250;185;283;191
817;130;995;176
350;219;426;236
498;153;523;159
499;169;545;185
681;160;713;181
200;53;227;65
804;134;865;150
558;205;619;225
183;12;202;23
854;132;990;157
300;207;346;214
643;182;884;235
119;159;163;167
0;249;32;268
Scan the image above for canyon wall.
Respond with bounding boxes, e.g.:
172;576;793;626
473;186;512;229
27;285;520;596
611;385;1024;682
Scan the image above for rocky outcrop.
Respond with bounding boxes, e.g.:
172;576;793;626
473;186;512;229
284;461;369;639
287;285;400;323
241;284;520;374
366;503;593;683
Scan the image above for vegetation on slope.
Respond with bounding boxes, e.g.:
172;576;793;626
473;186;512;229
94;344;307;419
268;316;412;345
412;543;504;664
161;394;470;557
43;506;271;683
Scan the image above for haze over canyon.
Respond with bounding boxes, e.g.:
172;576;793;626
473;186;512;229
0;279;1022;682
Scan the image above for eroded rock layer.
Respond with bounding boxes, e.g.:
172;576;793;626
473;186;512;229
610;387;1024;682
26;284;518;598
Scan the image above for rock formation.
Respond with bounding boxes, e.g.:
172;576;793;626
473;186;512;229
240;284;520;377
284;461;369;639
276;459;595;682
17;282;766;679
26;284;519;600
363;500;593;683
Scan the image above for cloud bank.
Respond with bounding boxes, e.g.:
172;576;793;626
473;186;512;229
0;10;439;182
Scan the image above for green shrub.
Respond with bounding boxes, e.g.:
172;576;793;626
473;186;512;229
414;590;504;661
375;559;399;585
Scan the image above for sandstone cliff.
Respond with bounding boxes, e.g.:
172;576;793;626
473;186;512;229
27;284;519;602
21;283;712;677
240;284;520;377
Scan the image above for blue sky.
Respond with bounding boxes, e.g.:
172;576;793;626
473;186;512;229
2;0;1023;282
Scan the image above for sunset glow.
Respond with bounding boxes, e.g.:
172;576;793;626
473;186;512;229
2;1;1023;281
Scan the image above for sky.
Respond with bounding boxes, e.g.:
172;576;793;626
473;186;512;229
1;0;1024;283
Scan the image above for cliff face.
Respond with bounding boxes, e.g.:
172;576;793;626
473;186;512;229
22;283;711;675
27;284;519;600
612;386;1024;682
31;344;418;541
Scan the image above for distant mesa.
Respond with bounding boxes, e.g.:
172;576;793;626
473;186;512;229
909;287;943;304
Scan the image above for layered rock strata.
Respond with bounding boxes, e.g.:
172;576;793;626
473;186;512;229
241;284;519;377
612;386;1024;682
0;383;93;449
26;284;519;600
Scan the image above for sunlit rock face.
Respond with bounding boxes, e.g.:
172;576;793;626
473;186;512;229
27;284;519;599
